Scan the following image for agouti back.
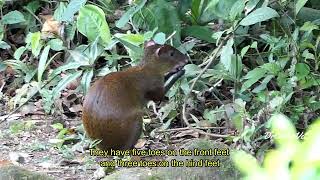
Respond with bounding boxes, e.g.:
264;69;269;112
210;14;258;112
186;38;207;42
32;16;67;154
82;40;188;150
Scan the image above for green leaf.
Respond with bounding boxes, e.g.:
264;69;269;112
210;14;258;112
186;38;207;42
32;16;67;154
232;151;263;175
270;114;298;150
245;0;260;14
81;69;94;95
0;61;7;72
114;34;144;56
14;47;27;60
241;68;267;92
0;41;10;49
0;24;4;40
240;45;250;58
49;62;82;79
295;0;309;15
77;4;111;45
252;75;273;93
134;0;181;45
54;2;67;21
230;54;242;79
48;39;65;51
1;10;26;24
153;32;166;45
61;0;86;22
38;45;50;82
240;7;279;26
116;0;147;28
296;63;310;79
184;64;201;77
52;71;82;99
89;38;100;64
182;26;216;43
68;50;90;66
220;38;234;72
201;0;233;22
51;123;64;130
300;21;319;32
30;32;42;57
229;0;246;21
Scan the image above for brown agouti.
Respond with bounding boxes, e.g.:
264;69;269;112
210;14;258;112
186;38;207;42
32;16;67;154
82;40;188;150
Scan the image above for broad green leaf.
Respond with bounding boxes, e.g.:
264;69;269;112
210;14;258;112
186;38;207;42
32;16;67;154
184;64;201;77
114;33;144;46
182;26;216;43
220;38;234;72
229;0;246;21
38;45;50;82
296;63;310;79
270;114;298;150
134;0;181;45
302;49;315;60
300;21;319;32
25;1;41;13
261;63;281;75
54;2;67;21
295;0;309;15
48;39;65;51
241;68;267;92
68;50;90;66
116;0;147;28
30;32;42;57
61;0;86;22
240;7;279;26
245;0;260;14
153;32;166;45
0;41;10;49
201;0;237;22
114;33;144;58
52;71;82;99
232;151;263;175
252;75;273;93
212;31;224;45
1;10;26;24
81;69;94;95
77;5;111;45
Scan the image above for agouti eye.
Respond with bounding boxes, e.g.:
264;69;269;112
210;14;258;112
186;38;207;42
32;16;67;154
169;51;174;57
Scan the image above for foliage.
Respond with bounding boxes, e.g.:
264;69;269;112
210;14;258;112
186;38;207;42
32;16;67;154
0;0;319;177
233;114;320;180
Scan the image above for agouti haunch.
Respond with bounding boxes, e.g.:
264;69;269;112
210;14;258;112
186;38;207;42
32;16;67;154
82;40;188;150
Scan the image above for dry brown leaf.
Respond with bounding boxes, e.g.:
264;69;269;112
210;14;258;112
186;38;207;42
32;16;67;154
40;15;64;38
134;138;147;149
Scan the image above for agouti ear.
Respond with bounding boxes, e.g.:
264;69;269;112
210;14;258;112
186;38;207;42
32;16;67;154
155;45;170;58
144;40;156;48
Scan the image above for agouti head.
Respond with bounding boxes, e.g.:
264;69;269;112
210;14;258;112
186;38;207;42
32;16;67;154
142;40;189;76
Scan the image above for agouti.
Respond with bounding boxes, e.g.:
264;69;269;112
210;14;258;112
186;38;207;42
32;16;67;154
82;40;188;150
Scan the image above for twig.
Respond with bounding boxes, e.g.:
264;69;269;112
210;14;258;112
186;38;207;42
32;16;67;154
182;35;232;138
156;126;226;133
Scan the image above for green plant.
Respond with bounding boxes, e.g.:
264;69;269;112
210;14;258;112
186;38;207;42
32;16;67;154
233;114;320;180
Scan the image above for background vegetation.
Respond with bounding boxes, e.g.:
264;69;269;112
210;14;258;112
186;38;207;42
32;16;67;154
0;0;319;179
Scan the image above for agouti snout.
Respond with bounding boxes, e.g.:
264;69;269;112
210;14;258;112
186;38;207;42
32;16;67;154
82;40;188;150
